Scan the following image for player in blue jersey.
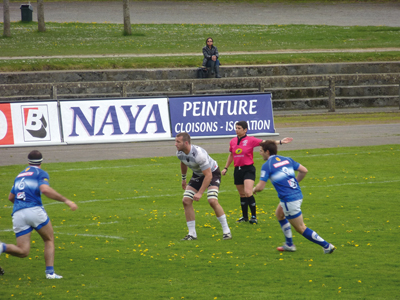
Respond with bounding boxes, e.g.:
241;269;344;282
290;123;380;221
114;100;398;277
0;150;78;279
253;141;335;254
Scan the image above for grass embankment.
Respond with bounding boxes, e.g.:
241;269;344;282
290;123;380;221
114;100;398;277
1;22;400;71
274;112;400;128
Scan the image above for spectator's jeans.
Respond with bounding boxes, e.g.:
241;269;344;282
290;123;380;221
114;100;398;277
203;59;220;73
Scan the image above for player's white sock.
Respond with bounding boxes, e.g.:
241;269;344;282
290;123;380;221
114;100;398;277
217;214;230;234
187;221;197;237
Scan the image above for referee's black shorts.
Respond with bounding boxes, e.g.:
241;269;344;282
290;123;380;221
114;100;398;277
234;165;256;185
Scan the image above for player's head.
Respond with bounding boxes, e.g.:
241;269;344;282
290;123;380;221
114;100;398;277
28;150;43;166
176;132;191;144
235;121;248;137
175;132;191;152
259;140;277;160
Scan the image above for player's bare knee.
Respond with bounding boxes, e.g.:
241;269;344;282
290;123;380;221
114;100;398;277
18;248;30;258
244;191;253;198
275;207;285;220
207;197;218;208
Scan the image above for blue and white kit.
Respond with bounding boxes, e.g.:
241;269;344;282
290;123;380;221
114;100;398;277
259;155;303;202
10;166;50;237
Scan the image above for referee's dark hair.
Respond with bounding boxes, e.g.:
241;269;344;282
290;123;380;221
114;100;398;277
236;121;248;130
260;140;278;156
176;132;191;144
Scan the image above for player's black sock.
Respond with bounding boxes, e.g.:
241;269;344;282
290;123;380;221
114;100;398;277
240;197;248;219
248;195;256;218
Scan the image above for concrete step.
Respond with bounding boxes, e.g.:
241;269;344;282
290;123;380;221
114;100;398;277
1;61;400;84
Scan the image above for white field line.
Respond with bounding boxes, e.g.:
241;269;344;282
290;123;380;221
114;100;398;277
2;179;398;236
52;163;176;173
2;178;399;211
1;150;398;176
55;232;124;240
0;220;121;239
51;149;399;173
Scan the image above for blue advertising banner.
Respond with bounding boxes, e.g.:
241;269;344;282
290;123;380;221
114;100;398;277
169;93;275;137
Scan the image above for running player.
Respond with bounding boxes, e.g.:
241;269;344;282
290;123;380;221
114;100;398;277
0;150;78;279
253;140;335;254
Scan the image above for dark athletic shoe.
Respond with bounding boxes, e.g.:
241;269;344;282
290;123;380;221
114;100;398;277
236;217;248;223
249;216;258;224
181;234;197;241
223;232;232;240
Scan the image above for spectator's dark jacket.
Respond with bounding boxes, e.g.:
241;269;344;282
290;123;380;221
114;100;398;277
202;45;219;60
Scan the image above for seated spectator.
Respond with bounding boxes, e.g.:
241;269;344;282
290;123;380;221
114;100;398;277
202;37;221;78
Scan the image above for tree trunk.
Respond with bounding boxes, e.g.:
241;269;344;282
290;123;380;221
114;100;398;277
123;0;132;35
37;0;46;32
3;0;11;37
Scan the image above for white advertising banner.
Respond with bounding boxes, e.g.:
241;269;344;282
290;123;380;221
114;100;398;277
60;98;171;144
0;102;62;147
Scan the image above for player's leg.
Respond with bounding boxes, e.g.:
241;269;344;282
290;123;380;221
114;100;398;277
275;204;295;249
235;184;248;222
244;178;257;223
287;204;335;253
182;186;197;240
234;167;248;222
2;208;33;258
207;185;231;239
37;221;55;269
2;233;32;258
36;220;65;278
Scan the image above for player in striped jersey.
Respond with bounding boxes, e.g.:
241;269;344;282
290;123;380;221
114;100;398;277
175;132;231;241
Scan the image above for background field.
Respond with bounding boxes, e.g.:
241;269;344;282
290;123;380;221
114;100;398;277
1;144;399;299
1;22;400;71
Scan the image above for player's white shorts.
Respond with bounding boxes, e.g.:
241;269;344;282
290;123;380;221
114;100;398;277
12;206;50;238
280;199;302;219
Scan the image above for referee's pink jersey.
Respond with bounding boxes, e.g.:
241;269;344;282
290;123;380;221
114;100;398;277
229;136;263;167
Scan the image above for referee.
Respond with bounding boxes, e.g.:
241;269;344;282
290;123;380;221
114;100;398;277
221;121;293;224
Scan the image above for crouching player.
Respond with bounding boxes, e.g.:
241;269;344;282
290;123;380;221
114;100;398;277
175;132;231;241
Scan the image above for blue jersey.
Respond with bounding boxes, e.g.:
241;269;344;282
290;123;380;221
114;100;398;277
259;155;303;202
10;166;50;215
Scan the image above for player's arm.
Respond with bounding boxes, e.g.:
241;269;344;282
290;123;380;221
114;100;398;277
222;152;233;175
295;164;308;183
8;193;15;204
253;180;266;195
193;167;212;201
180;162;188;190
262;137;293;145
40;185;78;211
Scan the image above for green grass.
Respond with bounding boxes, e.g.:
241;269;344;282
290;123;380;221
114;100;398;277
4;0;398;3
1;144;399;299
1;22;400;71
274;112;400;127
